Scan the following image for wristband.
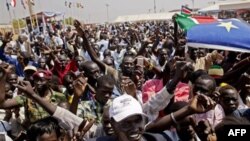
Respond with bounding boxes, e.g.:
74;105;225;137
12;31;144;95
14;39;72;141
170;113;178;124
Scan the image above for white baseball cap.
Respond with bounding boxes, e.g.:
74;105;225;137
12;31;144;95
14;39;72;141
109;94;147;122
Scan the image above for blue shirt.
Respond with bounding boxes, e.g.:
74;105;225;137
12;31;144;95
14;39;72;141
0;47;38;77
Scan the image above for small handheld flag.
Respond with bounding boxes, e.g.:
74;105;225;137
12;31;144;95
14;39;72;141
181;5;192;16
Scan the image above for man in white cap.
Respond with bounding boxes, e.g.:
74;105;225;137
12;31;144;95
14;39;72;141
88;93;215;141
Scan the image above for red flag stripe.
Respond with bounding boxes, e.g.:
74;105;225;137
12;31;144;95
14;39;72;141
192;16;217;24
182;8;191;14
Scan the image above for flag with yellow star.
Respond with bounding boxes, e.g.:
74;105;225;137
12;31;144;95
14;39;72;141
187;19;250;52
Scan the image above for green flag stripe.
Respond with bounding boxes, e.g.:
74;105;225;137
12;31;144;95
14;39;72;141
176;14;197;31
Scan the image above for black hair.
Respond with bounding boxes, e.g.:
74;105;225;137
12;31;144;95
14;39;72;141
96;75;115;88
196;74;217;91
190;69;208;84
26;117;61;141
219;85;237;97
122;55;134;63
62;72;76;86
38;56;46;62
79;61;98;75
49;75;61;92
124;51;136;58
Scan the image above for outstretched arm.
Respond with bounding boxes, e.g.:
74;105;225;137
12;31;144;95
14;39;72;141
16;81;85;131
74;20;106;72
146;94;216;132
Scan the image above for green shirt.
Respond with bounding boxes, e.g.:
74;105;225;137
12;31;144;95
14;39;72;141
14;89;66;123
77;99;111;124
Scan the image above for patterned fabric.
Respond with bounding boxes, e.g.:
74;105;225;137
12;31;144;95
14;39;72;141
14;89;66;123
142;79;164;103
174;82;190;102
77;99;111;124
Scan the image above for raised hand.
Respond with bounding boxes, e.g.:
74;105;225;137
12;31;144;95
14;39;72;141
0;62;14;81
74;20;84;37
73;76;88;98
189;94;216;114
16;81;35;98
174;61;194;80
121;77;137;98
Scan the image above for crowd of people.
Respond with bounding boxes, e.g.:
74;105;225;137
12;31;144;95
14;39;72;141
0;16;249;141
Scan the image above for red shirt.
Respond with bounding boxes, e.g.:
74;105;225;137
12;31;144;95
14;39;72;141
52;59;77;84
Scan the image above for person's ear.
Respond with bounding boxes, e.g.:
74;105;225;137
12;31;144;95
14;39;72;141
110;118;119;133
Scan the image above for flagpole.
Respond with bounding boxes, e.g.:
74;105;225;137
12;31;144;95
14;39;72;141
27;0;34;31
22;6;28;33
33;0;39;29
192;0;194;11
71;3;74;25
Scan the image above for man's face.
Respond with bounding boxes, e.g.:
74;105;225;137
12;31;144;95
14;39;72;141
103;50;111;58
103;58;114;68
122;57;134;76
5;84;13;99
96;84;114;105
87;63;101;81
113;115;144;141
196;49;205;58
39;58;46;69
102;107;114;136
193;78;214;96
219;89;239;114
34;77;48;92
59;56;67;69
190;49;198;61
7;74;18;86
64;75;74;93
76;56;84;68
18;36;26;43
158;49;169;65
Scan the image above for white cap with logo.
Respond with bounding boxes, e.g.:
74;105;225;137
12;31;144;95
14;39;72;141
109;94;147;122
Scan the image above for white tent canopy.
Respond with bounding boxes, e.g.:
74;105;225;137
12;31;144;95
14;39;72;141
198;4;220;12
199;0;250;13
113;12;177;23
220;0;250;10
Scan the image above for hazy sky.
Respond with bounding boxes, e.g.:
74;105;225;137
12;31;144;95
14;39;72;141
0;0;234;24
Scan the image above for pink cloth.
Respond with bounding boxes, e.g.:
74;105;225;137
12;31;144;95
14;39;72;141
142;80;190;103
142;79;164;103
174;82;190;102
194;104;225;128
